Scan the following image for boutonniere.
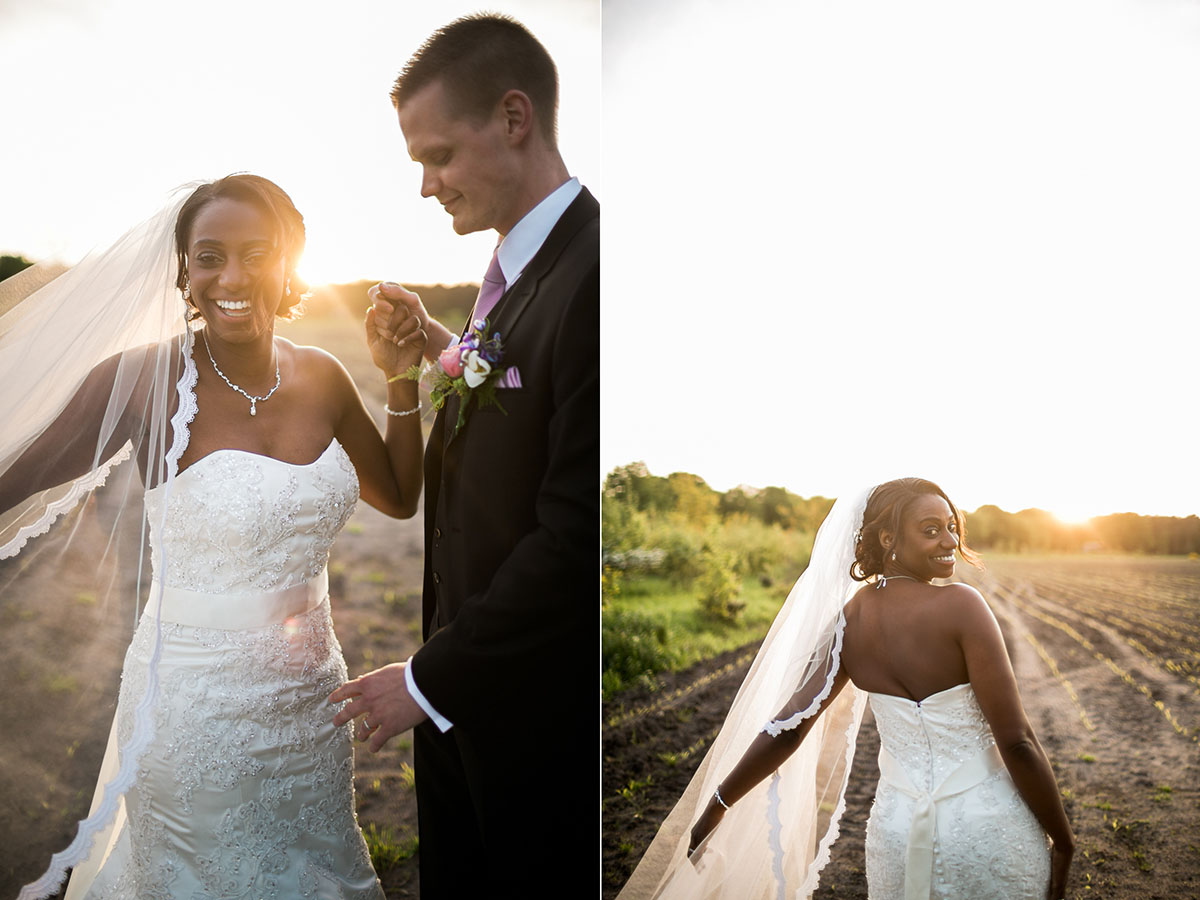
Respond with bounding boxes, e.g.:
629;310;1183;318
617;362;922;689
392;318;509;435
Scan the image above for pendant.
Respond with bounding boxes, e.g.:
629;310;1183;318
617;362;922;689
250;400;257;416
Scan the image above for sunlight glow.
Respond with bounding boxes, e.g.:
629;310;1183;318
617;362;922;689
603;0;1200;519
0;0;599;286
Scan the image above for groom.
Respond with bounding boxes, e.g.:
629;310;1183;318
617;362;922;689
330;13;598;897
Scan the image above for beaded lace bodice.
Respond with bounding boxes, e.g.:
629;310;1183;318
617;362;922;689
869;683;994;790
143;440;359;593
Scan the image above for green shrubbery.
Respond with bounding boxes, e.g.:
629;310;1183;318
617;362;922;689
601;463;821;697
601;608;675;696
696;549;744;622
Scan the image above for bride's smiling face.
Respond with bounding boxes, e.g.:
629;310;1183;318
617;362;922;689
186;198;286;343
882;493;960;582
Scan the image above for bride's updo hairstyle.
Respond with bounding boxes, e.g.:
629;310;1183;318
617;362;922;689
850;476;982;581
173;173;310;322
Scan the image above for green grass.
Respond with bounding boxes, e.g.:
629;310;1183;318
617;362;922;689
400;762;416;790
606;574;786;672
363;822;418;871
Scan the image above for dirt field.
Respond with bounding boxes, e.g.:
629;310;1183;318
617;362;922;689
603;555;1200;899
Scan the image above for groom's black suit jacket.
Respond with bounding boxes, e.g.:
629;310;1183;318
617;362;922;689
413;188;597;720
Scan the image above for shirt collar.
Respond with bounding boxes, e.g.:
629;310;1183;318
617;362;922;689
494;177;582;288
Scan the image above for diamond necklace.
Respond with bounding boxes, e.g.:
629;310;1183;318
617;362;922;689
202;329;281;417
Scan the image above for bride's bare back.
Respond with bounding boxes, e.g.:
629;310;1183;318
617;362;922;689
840;579;975;702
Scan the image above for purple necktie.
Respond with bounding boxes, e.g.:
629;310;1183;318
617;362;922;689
473;247;506;323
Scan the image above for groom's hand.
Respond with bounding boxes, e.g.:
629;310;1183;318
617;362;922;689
329;661;429;753
376;281;452;360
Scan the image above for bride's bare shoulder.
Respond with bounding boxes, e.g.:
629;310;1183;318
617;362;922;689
939;581;999;633
844;580;873;609
843;582;875;616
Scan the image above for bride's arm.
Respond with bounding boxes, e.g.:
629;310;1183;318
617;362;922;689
327;306;427;519
0;347;152;512
688;666;850;854
953;583;1074;898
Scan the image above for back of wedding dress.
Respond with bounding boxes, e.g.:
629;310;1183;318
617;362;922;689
865;683;1049;900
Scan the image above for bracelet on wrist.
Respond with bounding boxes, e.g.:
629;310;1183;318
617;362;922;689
384;402;421;417
713;785;730;810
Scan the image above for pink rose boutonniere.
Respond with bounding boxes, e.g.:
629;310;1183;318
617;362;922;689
393;318;509;435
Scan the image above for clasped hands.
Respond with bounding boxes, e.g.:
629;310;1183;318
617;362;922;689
329;661;429;753
365;282;428;377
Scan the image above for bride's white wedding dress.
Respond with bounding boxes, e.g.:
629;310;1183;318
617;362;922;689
865;682;1050;899
64;427;384;898
619;489;1054;900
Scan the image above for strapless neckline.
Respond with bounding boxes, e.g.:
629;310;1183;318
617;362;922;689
868;681;972;706
173;437;342;482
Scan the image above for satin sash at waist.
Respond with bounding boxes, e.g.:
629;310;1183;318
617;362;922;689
142;568;329;630
878;741;1004;900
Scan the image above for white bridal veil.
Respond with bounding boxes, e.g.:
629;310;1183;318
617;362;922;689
0;184;198;898
619;486;874;900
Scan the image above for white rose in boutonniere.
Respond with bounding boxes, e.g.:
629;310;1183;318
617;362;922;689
462;350;492;388
390;317;510;436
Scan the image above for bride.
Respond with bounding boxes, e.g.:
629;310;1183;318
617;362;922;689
0;174;425;898
619;477;1074;900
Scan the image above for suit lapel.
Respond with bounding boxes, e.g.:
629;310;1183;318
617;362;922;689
489;189;599;341
444;188;599;450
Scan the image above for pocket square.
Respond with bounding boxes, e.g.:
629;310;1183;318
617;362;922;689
496;366;522;389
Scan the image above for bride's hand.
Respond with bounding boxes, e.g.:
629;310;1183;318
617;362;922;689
687;799;726;857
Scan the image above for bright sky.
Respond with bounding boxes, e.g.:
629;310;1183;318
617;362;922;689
603;0;1200;521
0;0;600;286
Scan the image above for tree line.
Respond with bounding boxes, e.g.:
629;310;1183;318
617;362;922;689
604;462;1200;558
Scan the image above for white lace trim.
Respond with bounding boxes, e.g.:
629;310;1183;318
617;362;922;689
166;327;199;480
762;609;847;738
758;609;861;897
766;772;786;900
0;442;133;561
18;329;195;900
797;690;866;896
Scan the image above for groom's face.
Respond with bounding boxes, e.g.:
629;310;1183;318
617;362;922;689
398;79;520;236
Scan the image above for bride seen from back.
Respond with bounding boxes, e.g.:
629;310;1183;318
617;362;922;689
623;477;1074;900
0;173;425;898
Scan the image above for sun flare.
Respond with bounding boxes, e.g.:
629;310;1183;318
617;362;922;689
1046;506;1097;527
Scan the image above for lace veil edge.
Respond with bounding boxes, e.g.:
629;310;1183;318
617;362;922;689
2;185;201;899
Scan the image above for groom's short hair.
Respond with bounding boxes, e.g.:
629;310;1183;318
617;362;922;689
390;13;559;146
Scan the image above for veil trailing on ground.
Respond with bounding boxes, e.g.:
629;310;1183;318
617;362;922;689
618;485;875;900
0;184;199;898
